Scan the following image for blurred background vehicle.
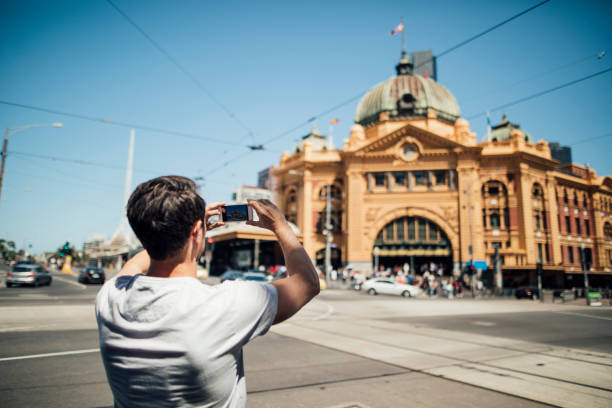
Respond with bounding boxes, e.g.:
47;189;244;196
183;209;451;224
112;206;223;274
361;278;420;297
6;264;52;287
220;269;243;283
78;267;105;284
515;287;540;299
242;272;267;282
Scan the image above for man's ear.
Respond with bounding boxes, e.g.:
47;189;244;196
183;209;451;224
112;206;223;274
191;219;204;241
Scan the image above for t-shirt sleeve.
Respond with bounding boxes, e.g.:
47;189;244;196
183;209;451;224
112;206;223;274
224;281;278;348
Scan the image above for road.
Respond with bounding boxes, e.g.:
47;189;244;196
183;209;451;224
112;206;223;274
0;264;610;408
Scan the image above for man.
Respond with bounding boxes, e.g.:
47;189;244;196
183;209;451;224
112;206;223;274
95;175;319;407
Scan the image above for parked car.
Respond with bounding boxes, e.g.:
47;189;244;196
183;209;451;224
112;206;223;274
6;264;52;287
220;270;243;283
78;267;105;284
361;278;421;297
515;287;539;299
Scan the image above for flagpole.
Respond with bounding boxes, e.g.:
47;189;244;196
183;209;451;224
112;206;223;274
401;16;406;57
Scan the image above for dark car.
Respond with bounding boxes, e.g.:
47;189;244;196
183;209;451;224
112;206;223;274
78;267;105;284
515;287;539;299
6;264;52;287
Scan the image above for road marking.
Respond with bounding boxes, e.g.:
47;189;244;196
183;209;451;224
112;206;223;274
472;321;496;327
553;311;612;321
311;299;334;321
52;275;87;289
0;348;99;362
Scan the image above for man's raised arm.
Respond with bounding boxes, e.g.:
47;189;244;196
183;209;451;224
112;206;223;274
247;199;320;324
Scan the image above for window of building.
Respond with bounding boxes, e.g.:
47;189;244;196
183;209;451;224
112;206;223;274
429;224;438;241
418;219;427;240
603;222;612;239
565;215;571;234
319;185;342;200
545;244;550;264
568;246;574;264
563;189;568;204
414;171;426;186
488;185;500;196
542;211;548;230
395;219;405;241
585;220;590;236
490;213;500;228
573;192;578;206
374;173;385;186
608;249;612;266
506;241;511;248
393;172;405;186
385;222;394;241
504;208;510;227
482;209;487;228
407;218;415;240
583;193;588;208
434;170;447;186
535;214;541;230
575;217;581;235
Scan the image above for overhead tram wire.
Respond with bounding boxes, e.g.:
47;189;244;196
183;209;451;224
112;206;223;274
462;48;611;104
466;67;612;120
202;1;552;176
105;0;255;143
0;100;239;147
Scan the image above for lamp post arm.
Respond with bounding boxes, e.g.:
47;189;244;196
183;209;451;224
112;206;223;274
0;128;9;202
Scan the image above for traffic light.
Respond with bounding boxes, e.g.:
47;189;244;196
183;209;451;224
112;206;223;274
60;242;71;257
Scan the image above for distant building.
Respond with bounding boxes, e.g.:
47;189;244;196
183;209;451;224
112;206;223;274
83;234;106;255
231;185;274;203
410;50;436;80
549;142;572;165
272;52;612;289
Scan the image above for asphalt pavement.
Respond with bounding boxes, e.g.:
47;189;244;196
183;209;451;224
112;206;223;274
0;264;610;407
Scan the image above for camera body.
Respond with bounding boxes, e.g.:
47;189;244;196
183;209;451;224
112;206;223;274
221;204;254;222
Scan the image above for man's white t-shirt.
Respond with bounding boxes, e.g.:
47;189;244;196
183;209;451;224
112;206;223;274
95;274;278;408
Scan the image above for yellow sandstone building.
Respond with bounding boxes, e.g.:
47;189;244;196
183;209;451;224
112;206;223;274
272;54;612;289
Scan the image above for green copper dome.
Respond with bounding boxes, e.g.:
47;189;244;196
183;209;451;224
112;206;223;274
355;58;461;127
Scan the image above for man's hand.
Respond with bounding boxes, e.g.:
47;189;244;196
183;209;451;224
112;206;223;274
247;199;320;324
246;199;288;233
206;202;226;231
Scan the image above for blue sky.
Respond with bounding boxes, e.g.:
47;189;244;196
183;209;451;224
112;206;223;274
1;0;611;254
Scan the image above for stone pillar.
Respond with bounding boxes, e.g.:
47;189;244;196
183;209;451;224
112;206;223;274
518;164;536;264
449;169;456;190
366;172;373;192
546;175;562;265
406;171;413;191
427;171;434;190
386;171;393;192
302;169;314;259
346;170;370;273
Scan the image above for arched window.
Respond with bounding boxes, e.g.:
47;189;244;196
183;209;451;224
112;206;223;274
285;189;298;224
318;185;342;200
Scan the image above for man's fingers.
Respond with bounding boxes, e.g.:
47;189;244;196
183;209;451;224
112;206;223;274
206;202;226;211
207;221;225;230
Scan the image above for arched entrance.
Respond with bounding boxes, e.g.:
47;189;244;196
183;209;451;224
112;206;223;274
373;216;452;276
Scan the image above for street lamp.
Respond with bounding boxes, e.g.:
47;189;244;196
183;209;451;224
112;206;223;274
0;123;63;201
373;246;380;275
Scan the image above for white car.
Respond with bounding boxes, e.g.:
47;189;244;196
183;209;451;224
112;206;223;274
361;278;421;297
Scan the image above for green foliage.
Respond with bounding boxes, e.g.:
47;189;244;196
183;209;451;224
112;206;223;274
0;238;17;260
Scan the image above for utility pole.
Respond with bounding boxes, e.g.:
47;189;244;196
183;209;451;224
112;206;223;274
464;181;475;297
495;245;503;295
0;128;9;202
581;243;589;305
537;257;543;302
324;185;332;286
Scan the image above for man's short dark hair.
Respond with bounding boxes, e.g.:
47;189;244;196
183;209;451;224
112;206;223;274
127;176;206;260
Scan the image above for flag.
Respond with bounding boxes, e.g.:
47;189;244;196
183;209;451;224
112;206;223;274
391;22;404;36
330;118;339;125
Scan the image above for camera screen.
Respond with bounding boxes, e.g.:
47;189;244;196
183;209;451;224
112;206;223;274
222;204;249;222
